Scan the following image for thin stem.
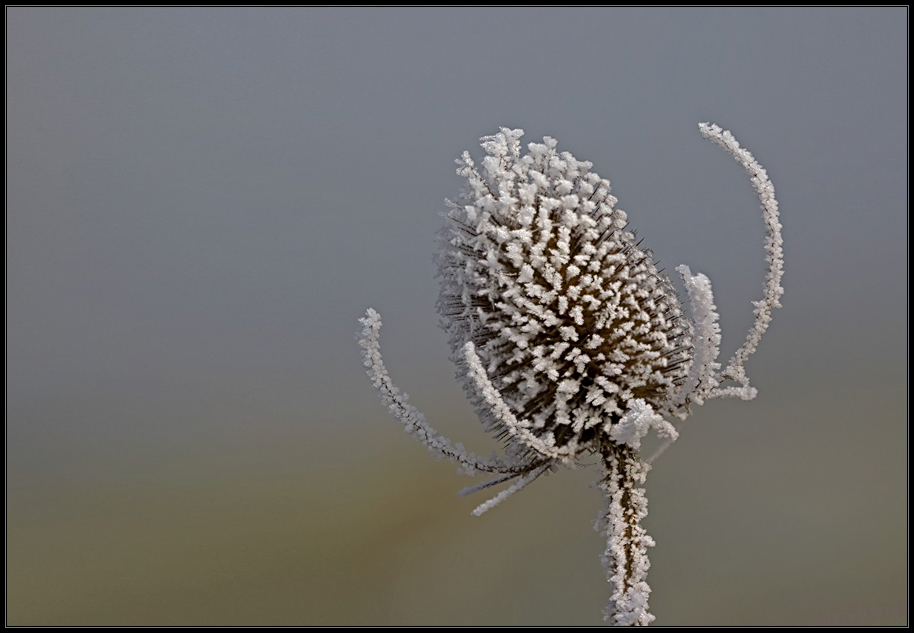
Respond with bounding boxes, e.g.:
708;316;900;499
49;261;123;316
598;442;655;626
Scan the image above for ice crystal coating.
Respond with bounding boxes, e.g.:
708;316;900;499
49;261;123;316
599;443;654;626
436;128;693;462
358;122;783;626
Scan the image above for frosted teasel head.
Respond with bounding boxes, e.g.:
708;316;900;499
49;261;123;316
359;123;783;625
359;122;783;496
436;128;692;462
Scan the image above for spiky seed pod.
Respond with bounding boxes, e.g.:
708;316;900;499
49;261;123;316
436;128;693;461
359;122;783;625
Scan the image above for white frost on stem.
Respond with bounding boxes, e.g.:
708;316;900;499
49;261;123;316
598;443;655;626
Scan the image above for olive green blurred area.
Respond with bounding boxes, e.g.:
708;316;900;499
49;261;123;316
8;366;906;626
7;424;609;626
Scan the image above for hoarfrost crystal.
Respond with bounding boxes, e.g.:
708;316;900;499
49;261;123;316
358;123;783;625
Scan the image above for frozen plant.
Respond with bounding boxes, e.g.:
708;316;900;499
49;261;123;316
358;123;783;625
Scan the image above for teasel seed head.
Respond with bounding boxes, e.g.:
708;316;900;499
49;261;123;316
436;128;691;462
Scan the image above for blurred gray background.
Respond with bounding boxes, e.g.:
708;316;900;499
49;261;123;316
7;7;906;626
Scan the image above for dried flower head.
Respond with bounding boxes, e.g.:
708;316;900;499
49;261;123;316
437;128;690;463
358;123;783;625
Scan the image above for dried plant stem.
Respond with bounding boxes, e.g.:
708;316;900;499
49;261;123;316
598;442;654;626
